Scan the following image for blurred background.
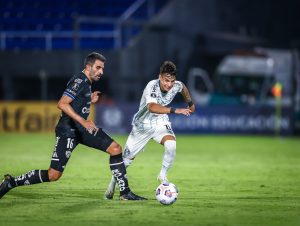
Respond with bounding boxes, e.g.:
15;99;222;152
0;0;299;136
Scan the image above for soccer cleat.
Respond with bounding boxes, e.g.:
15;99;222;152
120;191;147;201
0;174;16;199
157;174;169;184
104;189;115;200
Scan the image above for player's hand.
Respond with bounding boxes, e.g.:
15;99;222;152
175;108;192;116
91;91;101;103
188;104;195;113
82;120;99;134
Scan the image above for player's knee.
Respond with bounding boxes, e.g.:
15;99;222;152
107;142;122;156
49;173;62;181
48;169;62;182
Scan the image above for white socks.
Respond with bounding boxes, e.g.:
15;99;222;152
123;157;133;168
159;140;176;179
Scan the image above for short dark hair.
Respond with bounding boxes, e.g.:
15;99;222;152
84;52;106;67
160;61;176;76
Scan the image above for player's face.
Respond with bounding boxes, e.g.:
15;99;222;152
159;74;176;92
89;60;104;82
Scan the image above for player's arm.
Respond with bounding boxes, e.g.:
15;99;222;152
148;103;192;116
181;83;195;113
57;95;98;132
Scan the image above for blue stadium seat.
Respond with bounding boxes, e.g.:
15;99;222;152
0;0;168;50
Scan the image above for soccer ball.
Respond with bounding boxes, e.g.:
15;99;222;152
155;182;178;205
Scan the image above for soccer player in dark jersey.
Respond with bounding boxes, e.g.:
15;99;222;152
0;52;146;201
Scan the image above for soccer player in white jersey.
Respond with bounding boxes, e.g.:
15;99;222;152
104;61;195;199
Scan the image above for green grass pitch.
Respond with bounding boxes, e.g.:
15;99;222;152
0;133;299;226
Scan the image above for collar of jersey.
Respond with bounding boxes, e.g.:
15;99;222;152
81;72;92;85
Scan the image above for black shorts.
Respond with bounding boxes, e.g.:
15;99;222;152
50;129;113;172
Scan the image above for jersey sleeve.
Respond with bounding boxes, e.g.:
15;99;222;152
144;81;158;104
63;78;85;100
176;81;184;93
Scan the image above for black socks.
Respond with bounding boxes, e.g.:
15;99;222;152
11;159;130;196
109;153;130;195
14;170;49;187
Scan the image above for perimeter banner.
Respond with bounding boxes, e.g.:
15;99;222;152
169;105;294;135
0;101;94;133
95;103;294;135
2;101;291;134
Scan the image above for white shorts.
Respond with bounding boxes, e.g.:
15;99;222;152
123;121;175;159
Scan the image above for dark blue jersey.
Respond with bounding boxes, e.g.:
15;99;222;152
55;72;92;137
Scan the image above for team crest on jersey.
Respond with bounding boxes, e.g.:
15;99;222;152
124;147;131;157
65;151;72;159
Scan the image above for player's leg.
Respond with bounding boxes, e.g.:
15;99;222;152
104;126;152;199
0;169;50;199
153;123;176;183
79;128;147;200
105;141;130;195
106;142;147;200
103;156;134;200
157;135;176;183
0;135;76;199
49;135;78;179
103;153;135;199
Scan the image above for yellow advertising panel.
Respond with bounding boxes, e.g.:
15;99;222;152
0;102;94;133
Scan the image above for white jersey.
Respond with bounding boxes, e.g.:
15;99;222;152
132;79;183;125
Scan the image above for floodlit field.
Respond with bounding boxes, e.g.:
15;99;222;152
0;134;299;226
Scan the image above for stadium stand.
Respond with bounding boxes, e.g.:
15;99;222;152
0;0;168;50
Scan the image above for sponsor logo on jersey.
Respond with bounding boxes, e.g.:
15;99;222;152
74;78;83;84
72;83;79;91
82;107;90;114
151;83;158;93
66;89;77;96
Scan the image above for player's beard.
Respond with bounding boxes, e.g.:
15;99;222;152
94;74;101;81
90;70;101;82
